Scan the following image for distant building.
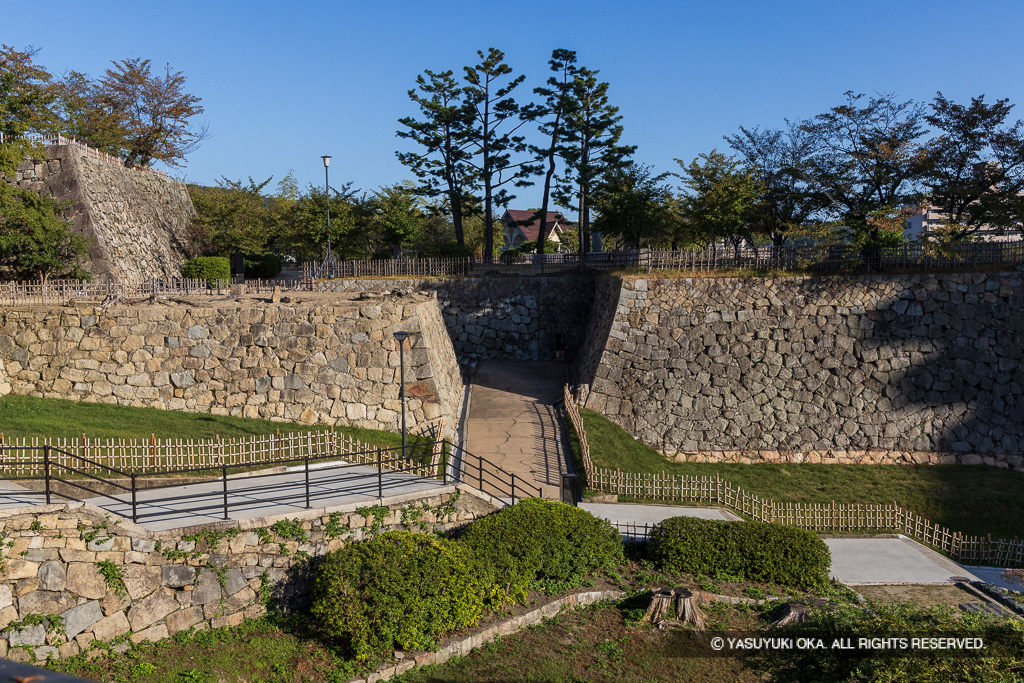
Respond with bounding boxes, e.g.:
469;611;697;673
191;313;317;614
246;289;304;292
500;209;573;250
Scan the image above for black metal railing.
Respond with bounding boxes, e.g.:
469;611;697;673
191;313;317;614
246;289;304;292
1;440;545;523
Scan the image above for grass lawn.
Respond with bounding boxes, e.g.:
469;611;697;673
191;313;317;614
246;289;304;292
579;408;1024;541
0;394;428;451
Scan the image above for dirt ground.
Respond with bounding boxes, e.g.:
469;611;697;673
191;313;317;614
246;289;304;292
855;583;980;607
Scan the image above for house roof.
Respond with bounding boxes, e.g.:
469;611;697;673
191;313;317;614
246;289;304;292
502;209;569;242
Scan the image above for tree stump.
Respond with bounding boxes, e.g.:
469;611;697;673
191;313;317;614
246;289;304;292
642;588;705;631
769;598;828;627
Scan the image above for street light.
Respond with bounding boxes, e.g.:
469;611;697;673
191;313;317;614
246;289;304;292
321;155;332;275
392;330;410;463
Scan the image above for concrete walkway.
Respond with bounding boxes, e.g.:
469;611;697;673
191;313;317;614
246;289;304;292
581;502;987;586
465;361;565;499
1;462;448;531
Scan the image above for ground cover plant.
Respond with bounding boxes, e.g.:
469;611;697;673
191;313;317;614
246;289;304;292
579;407;1024;540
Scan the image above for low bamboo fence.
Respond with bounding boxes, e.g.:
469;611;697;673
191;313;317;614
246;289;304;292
563;386;1024;567
0;418;446;480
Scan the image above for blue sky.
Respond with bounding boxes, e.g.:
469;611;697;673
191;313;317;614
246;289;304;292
6;0;1024;211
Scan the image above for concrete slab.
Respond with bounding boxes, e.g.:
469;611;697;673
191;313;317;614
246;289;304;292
826;536;979;585
580;502;739;526
465;361;565;499
0;479;46;509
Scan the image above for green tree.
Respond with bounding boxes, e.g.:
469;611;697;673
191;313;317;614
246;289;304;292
592;164;676;249
369;183;427;257
397;69;477;248
0;45;89;282
187;177;281;256
555;67;634;256
523;48;578;255
286;183;369;261
57;58;207;168
725;122;824;246
462;48;534;263
923;92;1024;241
799;92;927;258
676;150;762;250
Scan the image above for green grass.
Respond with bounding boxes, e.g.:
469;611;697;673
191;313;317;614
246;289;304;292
579;408;1024;541
0;394;422;449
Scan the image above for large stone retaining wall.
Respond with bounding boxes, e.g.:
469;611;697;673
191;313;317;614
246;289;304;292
0;292;463;436
318;275;595;362
10;144;194;283
578;273;1024;467
0;487;497;662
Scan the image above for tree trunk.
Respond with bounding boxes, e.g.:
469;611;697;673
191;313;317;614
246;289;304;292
642;588;705;631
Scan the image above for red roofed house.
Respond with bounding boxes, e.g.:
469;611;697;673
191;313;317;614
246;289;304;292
500;209;572;250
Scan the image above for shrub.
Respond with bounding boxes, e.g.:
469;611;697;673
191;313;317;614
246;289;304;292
180;256;230;285
458;498;623;601
310;531;498;661
648;516;830;587
243;252;282;279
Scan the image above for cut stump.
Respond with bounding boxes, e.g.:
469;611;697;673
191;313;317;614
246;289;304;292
642;587;705;631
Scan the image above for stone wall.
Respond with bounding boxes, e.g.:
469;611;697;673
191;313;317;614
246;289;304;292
0;486;497;662
0;292;463;437
318;275;595;362
579;273;1024;467
10;144;194;282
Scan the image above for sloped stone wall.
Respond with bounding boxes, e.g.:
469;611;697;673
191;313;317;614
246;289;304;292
10;144;193;282
579;273;1024;466
0;292;462;436
0;487;496;662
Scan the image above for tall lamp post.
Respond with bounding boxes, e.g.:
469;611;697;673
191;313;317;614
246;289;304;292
321;155;332;274
392;330;410;462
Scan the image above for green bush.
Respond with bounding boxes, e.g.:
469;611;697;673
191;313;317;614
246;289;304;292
180;256;230;285
648;516;830;587
310;531;499;661
458;498;623;601
243;252;282;279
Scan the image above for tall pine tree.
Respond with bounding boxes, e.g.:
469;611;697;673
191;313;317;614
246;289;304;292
556;68;634;256
396;70;477;248
462;48;534;263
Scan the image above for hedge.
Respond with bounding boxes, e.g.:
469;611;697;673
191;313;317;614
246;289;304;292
310;531;500;661
648;516;831;587
458;498;623;600
180;256;230;285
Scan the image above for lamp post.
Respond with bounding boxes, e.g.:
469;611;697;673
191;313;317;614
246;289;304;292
392;330;410;462
321;155;332;274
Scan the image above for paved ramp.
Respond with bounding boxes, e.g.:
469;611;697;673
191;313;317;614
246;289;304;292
465;361;565;499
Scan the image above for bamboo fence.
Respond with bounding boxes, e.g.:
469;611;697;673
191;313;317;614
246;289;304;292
0;418;446;480
563;386;1024;567
304;256;473;280
0;277;308;306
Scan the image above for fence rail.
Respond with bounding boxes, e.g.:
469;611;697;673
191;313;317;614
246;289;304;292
563;385;1024;567
1;435;534;524
304;257;474;280
0;277;309;306
3;133;172;179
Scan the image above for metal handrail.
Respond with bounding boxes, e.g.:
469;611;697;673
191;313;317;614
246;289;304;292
1;440;539;522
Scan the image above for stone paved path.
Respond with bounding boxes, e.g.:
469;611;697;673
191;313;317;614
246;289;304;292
465;361;565;499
